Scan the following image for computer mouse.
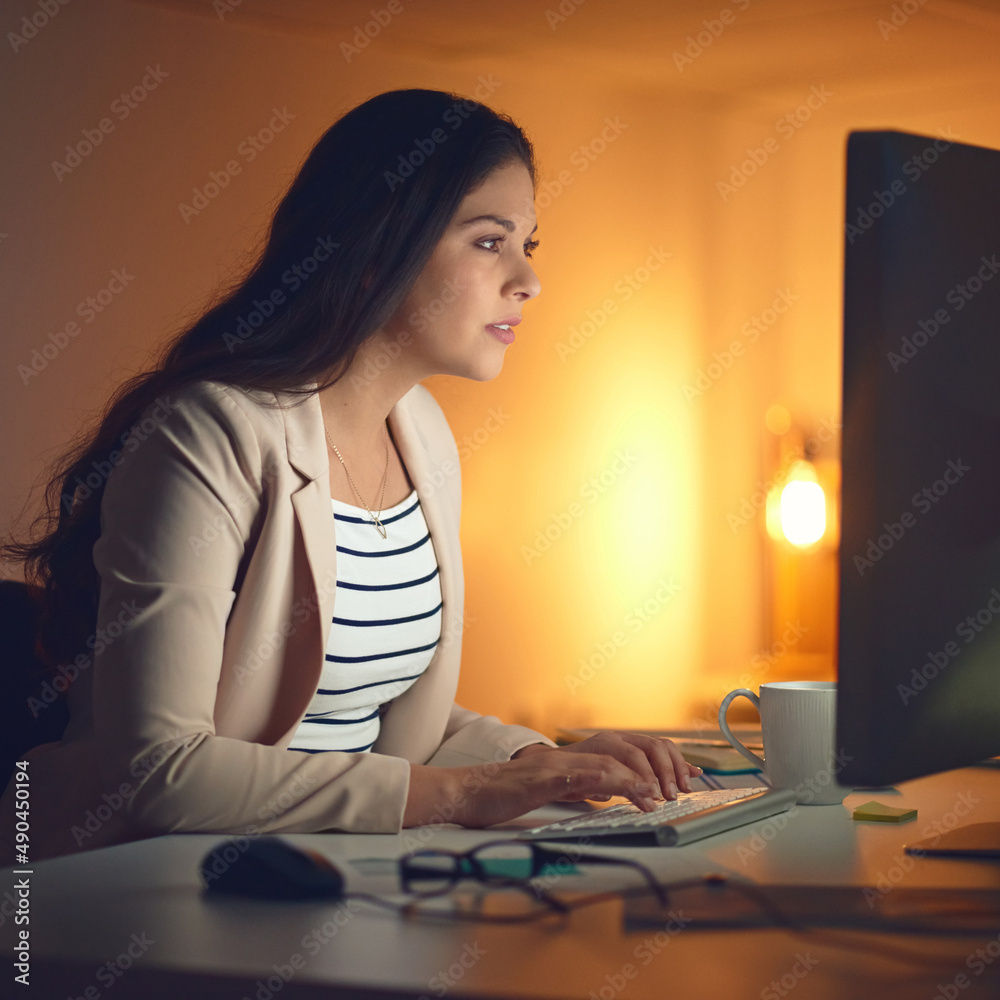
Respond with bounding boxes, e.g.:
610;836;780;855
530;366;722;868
200;837;345;901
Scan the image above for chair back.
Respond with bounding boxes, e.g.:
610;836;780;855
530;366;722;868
0;580;70;790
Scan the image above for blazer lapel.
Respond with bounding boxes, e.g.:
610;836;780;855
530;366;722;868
388;398;455;605
281;392;338;650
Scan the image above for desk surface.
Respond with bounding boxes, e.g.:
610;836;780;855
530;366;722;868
7;766;1000;1000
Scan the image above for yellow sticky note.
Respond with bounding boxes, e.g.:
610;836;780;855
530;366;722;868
853;800;917;823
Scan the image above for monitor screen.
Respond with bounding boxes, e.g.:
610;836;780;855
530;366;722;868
837;129;1000;787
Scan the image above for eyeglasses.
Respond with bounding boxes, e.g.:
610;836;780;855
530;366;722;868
398;839;668;916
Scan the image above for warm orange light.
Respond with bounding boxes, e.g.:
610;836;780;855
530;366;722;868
779;461;826;547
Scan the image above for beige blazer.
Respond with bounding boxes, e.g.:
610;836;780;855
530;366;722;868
0;381;551;863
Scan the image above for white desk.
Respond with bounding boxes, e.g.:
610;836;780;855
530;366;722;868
8;766;1000;1000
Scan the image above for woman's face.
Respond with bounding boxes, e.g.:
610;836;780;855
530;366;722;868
386;159;541;382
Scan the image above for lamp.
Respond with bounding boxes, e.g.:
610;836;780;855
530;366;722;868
759;404;840;682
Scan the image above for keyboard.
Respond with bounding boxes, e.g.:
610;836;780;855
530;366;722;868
519;786;797;847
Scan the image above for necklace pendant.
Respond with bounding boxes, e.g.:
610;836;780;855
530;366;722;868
324;421;392;541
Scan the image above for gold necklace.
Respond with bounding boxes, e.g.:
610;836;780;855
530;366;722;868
324;423;390;539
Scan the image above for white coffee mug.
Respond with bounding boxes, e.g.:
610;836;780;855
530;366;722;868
718;681;847;805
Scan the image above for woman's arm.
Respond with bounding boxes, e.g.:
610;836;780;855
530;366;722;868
404;733;703;829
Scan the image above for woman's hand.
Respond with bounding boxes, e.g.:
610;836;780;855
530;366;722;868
403;732;703;830
512;732;703;803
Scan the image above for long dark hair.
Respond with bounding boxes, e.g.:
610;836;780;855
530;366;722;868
5;88;536;670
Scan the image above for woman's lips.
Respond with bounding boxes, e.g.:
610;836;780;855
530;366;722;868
486;316;520;345
486;323;515;344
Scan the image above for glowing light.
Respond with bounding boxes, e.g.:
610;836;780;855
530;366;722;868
780;464;826;546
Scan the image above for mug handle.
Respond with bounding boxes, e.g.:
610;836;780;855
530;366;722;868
718;689;767;770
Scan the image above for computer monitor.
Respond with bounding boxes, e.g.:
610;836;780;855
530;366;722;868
837;129;1000;789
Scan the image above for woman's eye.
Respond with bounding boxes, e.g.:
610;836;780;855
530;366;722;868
476;236;540;258
477;236;505;253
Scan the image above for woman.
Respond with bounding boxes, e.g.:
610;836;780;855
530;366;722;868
1;89;700;863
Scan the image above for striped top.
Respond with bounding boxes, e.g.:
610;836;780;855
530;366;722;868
287;490;442;754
